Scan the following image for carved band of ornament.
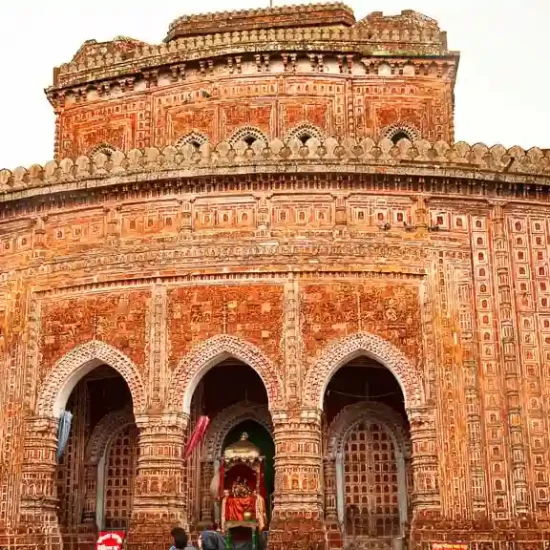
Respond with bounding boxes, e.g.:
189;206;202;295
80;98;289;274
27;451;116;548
54;26;449;86
51;53;455;102
1;137;549;200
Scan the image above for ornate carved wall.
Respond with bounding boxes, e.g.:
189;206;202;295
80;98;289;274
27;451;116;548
45;4;457;159
1;3;550;550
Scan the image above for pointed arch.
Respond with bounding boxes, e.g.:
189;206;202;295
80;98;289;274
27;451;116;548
304;332;424;411
285;123;324;145
381;123;420;144
326;401;411;460
326;400;411;534
37;340;147;418
202;402;273;461
175;131;208;149
227;126;268;148
168;334;283;414
85;407;134;464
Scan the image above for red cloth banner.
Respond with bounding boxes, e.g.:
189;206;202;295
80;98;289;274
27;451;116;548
184;415;210;460
96;531;125;550
432;545;468;550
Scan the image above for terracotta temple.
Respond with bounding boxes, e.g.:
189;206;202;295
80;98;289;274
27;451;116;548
0;2;549;550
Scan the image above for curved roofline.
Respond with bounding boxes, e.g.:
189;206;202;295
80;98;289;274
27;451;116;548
1;136;549;204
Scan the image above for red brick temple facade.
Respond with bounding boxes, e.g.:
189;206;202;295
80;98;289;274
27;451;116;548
1;3;550;550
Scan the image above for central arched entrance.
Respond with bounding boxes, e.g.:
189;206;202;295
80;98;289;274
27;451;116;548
183;353;274;545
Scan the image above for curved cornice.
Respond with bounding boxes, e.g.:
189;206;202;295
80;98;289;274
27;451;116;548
1;137;549;204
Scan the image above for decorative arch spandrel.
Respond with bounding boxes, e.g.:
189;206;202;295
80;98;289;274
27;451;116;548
37;340;147;418
168;334;284;414
304;332;425;411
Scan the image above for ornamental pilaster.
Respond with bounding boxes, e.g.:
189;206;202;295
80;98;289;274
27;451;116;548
129;412;189;536
19;416;60;528
406;405;441;516
269;409;325;549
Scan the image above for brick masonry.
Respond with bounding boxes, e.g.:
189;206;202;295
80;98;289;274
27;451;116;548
1;3;550;550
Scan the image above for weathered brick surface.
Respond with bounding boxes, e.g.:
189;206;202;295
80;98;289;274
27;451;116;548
1;3;550;550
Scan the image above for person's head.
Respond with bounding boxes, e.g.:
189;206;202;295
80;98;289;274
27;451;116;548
170;527;188;549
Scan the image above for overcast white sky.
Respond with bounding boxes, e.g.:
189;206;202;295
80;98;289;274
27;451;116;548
0;0;548;168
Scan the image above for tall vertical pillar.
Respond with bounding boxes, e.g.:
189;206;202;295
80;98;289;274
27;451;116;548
270;410;325;550
128;412;188;550
18;416;62;549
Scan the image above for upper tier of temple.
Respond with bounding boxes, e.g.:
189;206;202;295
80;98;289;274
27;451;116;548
50;3;451;90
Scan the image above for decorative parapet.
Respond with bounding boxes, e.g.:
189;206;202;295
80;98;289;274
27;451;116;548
166;3;356;40
1;137;549;201
50;6;451;89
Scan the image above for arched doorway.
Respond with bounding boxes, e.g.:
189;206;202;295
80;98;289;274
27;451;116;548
185;356;274;539
323;356;412;550
55;363;139;547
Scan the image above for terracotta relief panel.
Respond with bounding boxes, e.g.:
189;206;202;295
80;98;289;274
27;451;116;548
59;100;141;157
271;198;333;230
121;206;179;237
347;196;413;229
193;198;256;233
167;105;216;143
507;212;550;513
0;221;34;258
167;284;284;369
39;290;150;381
300;282;422;365
220;103;273;138
280;102;330;133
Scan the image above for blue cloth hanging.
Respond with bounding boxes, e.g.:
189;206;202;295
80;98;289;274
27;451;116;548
56;410;73;462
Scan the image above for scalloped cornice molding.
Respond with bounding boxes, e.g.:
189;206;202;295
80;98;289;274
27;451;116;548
1;137;549;202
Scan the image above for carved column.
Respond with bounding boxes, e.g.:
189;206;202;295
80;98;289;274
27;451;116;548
270;410;325;550
323;456;343;550
199;460;214;524
128;413;188;549
81;463;99;527
407;405;441;525
18;416;62;545
323;458;337;522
